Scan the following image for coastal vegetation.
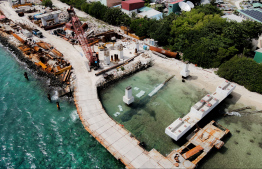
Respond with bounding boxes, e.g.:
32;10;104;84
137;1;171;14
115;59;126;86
217;56;262;94
59;0;262;94
42;0;53;8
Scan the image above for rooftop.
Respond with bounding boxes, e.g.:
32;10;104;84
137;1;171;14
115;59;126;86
238;9;262;23
122;0;144;4
253;2;262;8
221;14;244;23
170;0;184;4
138;9;163;20
138;6;153;12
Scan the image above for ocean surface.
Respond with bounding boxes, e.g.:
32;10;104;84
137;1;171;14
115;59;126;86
0;45;124;168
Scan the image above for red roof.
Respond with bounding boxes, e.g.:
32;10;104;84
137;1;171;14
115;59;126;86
0;15;6;20
122;0;144;11
124;0;144;3
170;0;184;4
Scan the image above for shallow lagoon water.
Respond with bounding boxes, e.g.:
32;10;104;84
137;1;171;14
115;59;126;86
0;46;124;168
100;66;262;168
99;67;208;155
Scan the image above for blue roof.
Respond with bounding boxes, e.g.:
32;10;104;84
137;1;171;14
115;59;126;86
138;6;153;12
238;9;262;23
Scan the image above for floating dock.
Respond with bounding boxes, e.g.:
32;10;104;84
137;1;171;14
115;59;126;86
165;80;236;141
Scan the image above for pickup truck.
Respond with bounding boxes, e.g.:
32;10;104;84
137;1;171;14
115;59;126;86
32;29;43;38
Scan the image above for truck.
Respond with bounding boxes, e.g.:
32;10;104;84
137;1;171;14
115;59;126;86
32;29;43;38
22;29;32;38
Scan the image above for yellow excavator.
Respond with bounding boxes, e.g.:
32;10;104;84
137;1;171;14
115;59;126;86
98;42;115;50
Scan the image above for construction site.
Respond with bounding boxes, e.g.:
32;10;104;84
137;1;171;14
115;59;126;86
1;0;261;168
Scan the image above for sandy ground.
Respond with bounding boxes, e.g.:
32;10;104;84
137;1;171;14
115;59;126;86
151;55;262;110
1;0;262;112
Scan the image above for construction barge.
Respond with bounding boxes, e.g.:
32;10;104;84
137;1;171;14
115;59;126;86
165;80;236;141
167;120;230;168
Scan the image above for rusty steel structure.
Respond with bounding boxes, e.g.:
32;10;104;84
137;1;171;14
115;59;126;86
67;6;99;70
167;120;230;168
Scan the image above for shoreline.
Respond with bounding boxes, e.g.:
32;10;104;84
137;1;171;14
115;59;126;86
0;32;65;88
151;55;262;110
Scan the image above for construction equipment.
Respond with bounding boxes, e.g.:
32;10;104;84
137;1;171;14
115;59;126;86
67;6;99;71
32;29;43;38
12;3;32;9
98;42;115;50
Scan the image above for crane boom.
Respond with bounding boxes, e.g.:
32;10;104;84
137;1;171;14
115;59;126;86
67;6;99;69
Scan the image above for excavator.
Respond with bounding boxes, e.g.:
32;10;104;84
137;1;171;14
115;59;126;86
98;42;115;50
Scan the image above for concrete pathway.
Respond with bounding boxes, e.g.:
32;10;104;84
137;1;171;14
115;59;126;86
235;0;242;9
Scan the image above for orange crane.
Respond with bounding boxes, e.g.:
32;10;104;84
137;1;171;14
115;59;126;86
67;6;99;70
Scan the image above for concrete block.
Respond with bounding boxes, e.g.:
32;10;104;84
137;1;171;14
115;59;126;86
130;153;150;168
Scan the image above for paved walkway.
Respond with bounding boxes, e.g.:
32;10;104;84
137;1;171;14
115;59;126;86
235;0;242;9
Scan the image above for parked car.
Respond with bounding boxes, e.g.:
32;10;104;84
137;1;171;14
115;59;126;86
32;29;43;38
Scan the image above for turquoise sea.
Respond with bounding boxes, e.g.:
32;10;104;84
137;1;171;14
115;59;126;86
0;45;124;168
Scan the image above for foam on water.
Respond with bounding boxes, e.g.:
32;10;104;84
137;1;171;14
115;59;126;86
51;90;59;100
70;110;79;122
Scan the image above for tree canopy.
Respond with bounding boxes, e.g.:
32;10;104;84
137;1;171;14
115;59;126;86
217;56;262;94
42;0;53;8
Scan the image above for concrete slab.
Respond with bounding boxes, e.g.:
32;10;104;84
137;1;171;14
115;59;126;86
158;158;174;168
87;114;105;125
106;130;123;145
124;135;139;146
139;159;163;168
130;153;150;168
118;143;136;156
148;149;165;162
96;122;112;135
100;127;117;140
110;136;130;153
124;146;144;162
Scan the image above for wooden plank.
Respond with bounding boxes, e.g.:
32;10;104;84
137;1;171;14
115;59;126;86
63;69;70;82
54;65;72;75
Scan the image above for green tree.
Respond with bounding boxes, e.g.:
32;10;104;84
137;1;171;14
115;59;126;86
130;18;149;37
217;56;262;94
42;0;53;8
89;2;108;20
103;8;130;26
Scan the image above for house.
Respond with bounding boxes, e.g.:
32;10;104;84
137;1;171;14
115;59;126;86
99;0;122;7
121;0;145;15
168;0;185;14
138;7;163;20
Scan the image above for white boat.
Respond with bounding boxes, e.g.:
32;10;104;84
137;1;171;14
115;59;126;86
165;80;236;141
